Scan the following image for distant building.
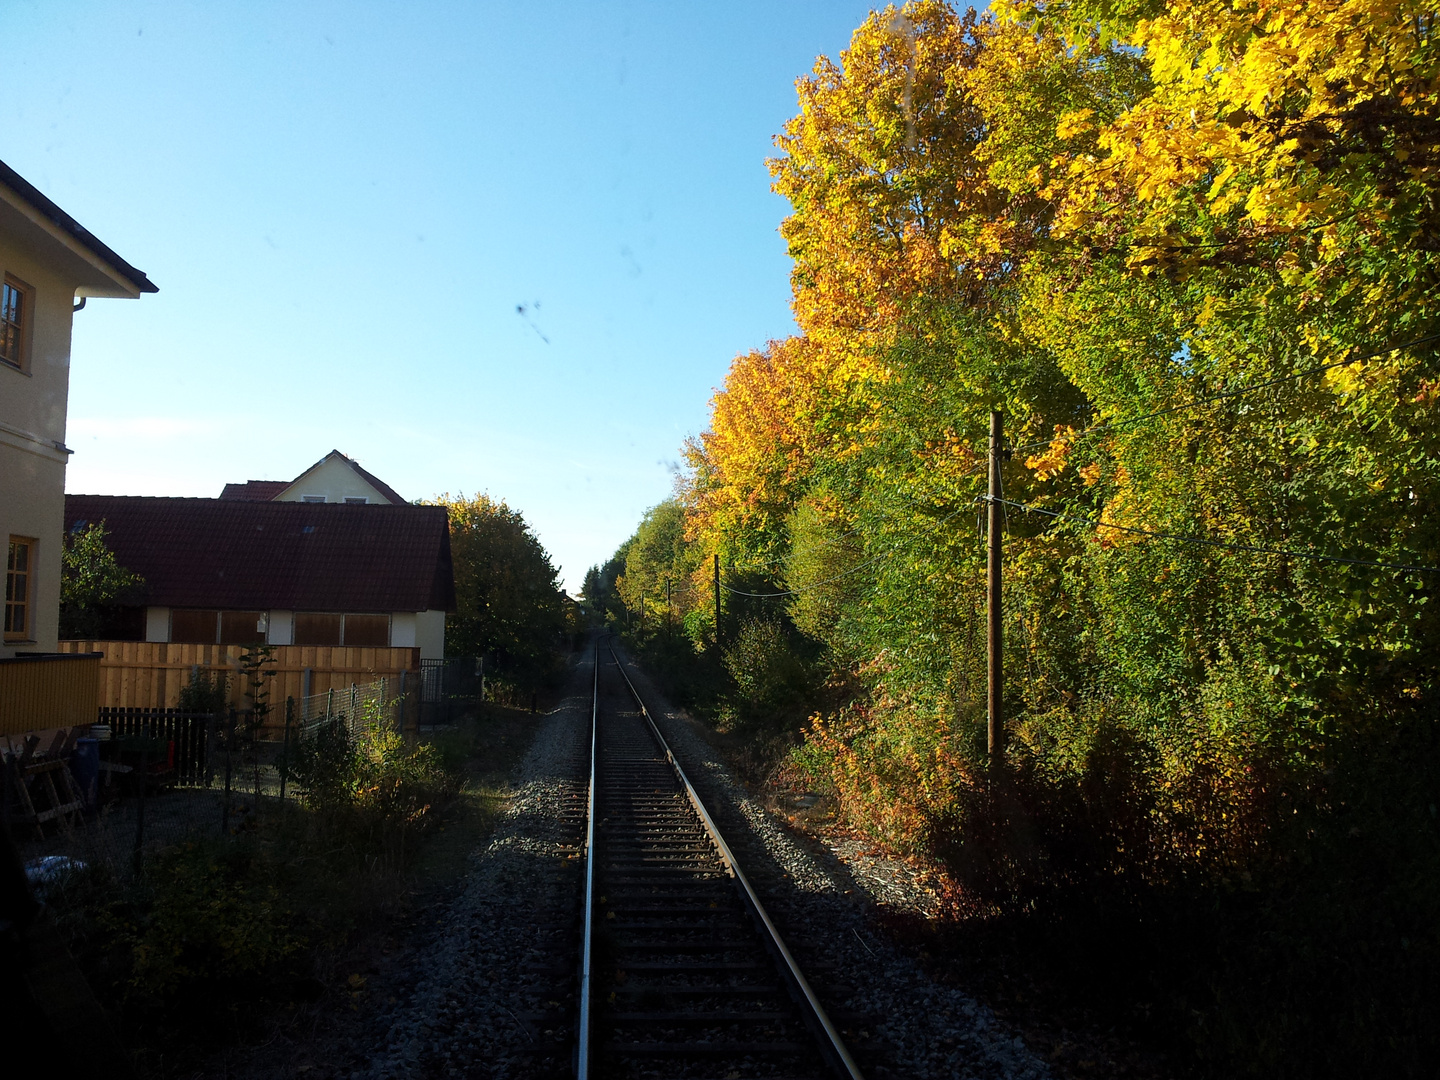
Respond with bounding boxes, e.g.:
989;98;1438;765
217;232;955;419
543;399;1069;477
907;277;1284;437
220;449;406;506
1;158;156;658
63;496;455;660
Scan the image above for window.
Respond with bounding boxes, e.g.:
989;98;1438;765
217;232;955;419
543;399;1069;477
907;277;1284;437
294;612;342;646
171;610;267;644
219;611;266;645
343;613;390;647
293;612;390;647
171;609;219;643
301;495;325;504
1;276;33;371
343;497;368;505
5;537;35;641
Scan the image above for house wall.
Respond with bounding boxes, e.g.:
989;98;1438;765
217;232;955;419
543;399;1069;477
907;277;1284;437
416;609;446;661
266;609;294;645
141;605;435;653
145;606;170;643
391;611;417;648
0;234;78;658
274;456;393;504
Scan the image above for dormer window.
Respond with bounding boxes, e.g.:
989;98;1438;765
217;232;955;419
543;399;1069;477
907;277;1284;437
1;275;33;371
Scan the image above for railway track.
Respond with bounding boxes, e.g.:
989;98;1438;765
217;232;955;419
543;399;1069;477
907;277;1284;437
576;638;865;1080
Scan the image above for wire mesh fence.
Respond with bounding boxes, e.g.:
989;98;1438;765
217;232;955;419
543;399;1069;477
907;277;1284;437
2;674;425;888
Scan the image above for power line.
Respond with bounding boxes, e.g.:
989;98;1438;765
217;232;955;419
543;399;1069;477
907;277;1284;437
986;496;1440;576
723;461;990;577
1008;330;1440;458
721;484;987;599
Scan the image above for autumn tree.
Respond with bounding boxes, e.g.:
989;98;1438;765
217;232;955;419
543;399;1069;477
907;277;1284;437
431;494;567;687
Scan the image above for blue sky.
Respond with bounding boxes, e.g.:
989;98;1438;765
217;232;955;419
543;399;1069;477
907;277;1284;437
6;0;884;591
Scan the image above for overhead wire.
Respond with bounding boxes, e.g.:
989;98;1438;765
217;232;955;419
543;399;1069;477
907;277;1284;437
986;496;1440;576
639;331;1440;608
1007;330;1440;458
717;460;991;598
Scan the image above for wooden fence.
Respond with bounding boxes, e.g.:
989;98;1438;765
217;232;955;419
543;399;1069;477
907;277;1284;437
0;653;103;738
55;641;421;714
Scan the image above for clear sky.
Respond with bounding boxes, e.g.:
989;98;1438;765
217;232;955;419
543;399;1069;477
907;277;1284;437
6;0;884;591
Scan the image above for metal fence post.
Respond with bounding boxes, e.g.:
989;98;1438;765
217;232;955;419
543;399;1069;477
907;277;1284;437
280;696;293;803
133;745;149;877
221;707;235;835
204;711;217;787
397;670;407;735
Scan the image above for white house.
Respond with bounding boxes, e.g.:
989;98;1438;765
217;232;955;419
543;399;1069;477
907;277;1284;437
220;450;407;506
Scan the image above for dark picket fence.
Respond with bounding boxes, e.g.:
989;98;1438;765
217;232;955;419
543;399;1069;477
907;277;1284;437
96;706;214;786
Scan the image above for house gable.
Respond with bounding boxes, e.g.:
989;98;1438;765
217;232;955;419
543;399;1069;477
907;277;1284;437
273;450;406;505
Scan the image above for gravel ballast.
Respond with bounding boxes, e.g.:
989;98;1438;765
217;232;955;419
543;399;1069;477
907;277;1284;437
308;643;1049;1079
351;654;593;1080
612;643;1052;1080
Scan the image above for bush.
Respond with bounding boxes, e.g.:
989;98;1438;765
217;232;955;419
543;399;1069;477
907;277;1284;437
104;841;303;1001
285;721;453;832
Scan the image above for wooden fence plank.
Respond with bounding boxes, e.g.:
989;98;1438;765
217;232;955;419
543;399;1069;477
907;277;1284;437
54;641;422;717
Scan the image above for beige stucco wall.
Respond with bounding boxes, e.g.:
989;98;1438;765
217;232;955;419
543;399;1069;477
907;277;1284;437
275;456;395;504
1;234;80;658
415;609;446;661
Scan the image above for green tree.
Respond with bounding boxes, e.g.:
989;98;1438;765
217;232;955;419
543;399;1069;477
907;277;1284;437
59;522;143;640
432;494;567;686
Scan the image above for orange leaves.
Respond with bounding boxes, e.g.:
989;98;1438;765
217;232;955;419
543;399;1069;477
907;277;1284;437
770;2;1006;349
1024;425;1077;480
684;337;826;549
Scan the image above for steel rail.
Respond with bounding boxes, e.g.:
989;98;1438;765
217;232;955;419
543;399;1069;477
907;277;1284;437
606;640;866;1080
576;637;599;1080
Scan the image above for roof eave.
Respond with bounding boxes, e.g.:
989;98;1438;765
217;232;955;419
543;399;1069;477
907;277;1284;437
0;159;157;297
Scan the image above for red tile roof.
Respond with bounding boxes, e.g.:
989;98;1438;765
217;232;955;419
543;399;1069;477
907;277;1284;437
219;480;290;501
65;496;455;613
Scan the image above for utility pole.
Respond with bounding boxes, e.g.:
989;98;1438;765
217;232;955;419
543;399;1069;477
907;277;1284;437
665;578;672;636
713;553;722;648
988;409;1005;780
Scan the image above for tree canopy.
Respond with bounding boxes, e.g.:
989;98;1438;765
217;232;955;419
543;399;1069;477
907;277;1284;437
430;494;568;684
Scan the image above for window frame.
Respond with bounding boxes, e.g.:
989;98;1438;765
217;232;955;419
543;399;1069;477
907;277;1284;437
1;274;35;374
5;537;37;643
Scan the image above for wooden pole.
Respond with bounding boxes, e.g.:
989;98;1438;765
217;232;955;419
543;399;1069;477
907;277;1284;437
988;410;1004;780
